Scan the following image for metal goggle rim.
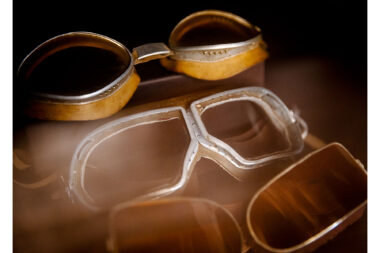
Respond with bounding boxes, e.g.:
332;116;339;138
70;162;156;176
18;11;264;103
18;32;135;102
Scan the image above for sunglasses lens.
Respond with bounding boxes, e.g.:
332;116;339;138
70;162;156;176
247;144;367;250
81;113;191;208
201;100;290;159
110;199;242;253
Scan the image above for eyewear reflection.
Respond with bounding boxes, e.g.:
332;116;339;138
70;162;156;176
69;87;307;211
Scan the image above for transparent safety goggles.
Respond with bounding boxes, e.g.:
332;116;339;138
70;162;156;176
17;10;268;121
106;143;367;253
69;87;307;211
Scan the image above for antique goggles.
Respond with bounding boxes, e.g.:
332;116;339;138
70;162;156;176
17;10;267;121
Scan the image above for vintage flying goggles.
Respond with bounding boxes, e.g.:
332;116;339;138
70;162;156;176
17;10;267;121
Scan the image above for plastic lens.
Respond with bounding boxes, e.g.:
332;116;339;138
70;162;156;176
190;87;304;170
247;143;367;252
200;99;291;159
108;198;242;253
84;116;191;207
70;107;196;210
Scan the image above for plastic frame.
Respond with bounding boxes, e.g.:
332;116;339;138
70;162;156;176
69;87;307;211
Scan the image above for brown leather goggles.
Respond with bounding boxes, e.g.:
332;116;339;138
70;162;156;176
17;10;267;121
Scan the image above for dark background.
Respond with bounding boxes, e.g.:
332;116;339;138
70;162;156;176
13;0;367;79
13;0;368;160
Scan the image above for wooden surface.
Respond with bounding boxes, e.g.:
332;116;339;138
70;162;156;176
13;56;367;252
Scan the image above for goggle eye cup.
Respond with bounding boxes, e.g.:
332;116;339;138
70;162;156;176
246;143;367;252
70;107;194;210
190;88;305;179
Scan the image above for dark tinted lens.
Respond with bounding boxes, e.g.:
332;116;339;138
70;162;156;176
26;46;128;96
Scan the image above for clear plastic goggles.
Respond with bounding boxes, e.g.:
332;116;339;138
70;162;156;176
69;87;307;211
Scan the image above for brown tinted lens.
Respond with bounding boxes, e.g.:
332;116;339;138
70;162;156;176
248;144;367;249
201;100;290;159
83;117;190;208
110;199;242;253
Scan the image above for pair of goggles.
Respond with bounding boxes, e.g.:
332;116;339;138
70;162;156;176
69;87;307;211
17;10;268;121
107;143;367;253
